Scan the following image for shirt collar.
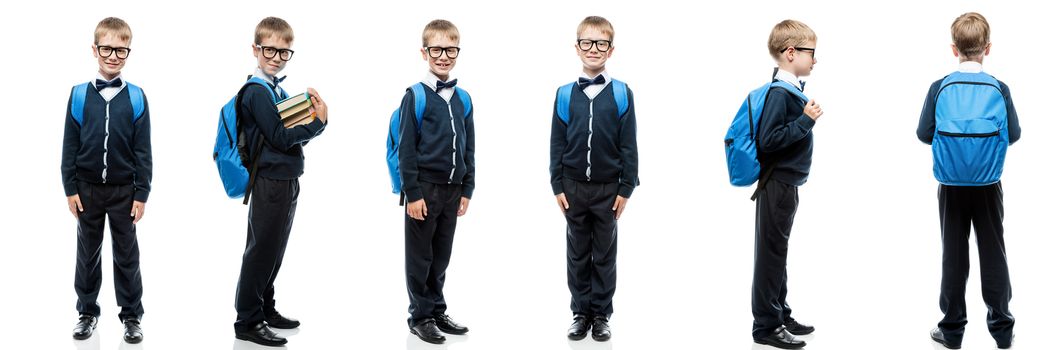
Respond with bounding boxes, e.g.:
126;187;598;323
253;67;278;86
958;61;983;73
423;70;455;91
774;69;803;90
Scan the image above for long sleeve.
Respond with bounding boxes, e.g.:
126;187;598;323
617;89;639;198
131;94;152;202
242;85;324;151
1001;82;1022;145
549;97;568;195
398;91;424;202
461;105;476;199
916;81;940;145
61;88;80;196
756;88;814;153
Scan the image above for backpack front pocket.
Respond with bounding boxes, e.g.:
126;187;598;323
932;118;1006;185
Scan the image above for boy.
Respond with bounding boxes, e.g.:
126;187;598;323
919;12;1019;350
552;15;638;343
63;17;150;345
398;19;474;345
751;19;823;350
232;17;328;347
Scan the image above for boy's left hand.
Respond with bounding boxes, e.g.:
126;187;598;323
131;201;145;224
457;197;470;217
307;88;328;124
612;196;628;220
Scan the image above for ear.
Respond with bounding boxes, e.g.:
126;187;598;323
785;47;795;62
606;45;615;58
950;44;960;58
421;47;429;61
985;42;992;56
91;44;98;59
251;43;259;59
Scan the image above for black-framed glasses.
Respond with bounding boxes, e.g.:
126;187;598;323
577;39;611;52
256;45;294;61
781;46;816;59
425;46;460;59
97;45;131;59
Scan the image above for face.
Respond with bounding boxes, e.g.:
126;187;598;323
576;26;614;74
421;34;458;80
785;40;817;77
93;34;130;79
254;35;292;77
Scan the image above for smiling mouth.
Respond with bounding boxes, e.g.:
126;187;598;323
435;62;451;69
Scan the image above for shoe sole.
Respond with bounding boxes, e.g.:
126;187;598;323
754;338;806;349
930;336;961;350
267;323;300;330
235;334;287;347
568;332;587;341
72;333;92;341
593;334;611;342
436;326;468;335
787;328;814;336
410;329;446;344
124;336;143;344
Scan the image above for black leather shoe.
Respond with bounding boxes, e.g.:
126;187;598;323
930;328;961;349
433;314;468;335
235;322;287;347
754;326;806;349
784;318;814;335
591;316;611;342
122;318;143;344
265;310;300;329
996;334;1014;349
72;315;97;340
567;314;591;340
410;319;446;344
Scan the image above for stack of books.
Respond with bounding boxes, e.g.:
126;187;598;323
277;92;315;128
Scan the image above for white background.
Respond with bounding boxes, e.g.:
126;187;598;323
1;1;1047;349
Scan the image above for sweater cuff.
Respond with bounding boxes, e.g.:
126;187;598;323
551;181;564;196
64;182;78;197
462;185;474;199
404;188;424;203
617;184;634;198
134;189;150;202
796;114;816;130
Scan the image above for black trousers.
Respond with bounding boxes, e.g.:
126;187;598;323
937;182;1014;344
563;179;618;318
752;180;798;339
405;182;462;326
234;177;299;332
74;182;144;320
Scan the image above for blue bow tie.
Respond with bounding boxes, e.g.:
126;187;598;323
95;78;122;90
436;79;458;92
578;75;606;88
799;81;806;92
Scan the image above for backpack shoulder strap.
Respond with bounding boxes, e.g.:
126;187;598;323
770;80;809;103
125;83;146;123
409;83;428;128
70;83;91;126
610;79;629;118
244;76;278;102
454;87;472;118
556;82;575;124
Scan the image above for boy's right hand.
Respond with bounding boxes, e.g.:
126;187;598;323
804;100;823;121
407;199;428;221
67;194;83;219
307;88;328;124
555;193;569;214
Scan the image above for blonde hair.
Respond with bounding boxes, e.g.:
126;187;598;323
255;17;294;45
952;12;990;58
422;19;460;47
767;19;817;59
577;16;614;41
94;17;132;45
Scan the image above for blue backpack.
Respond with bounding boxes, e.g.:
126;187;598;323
724;75;807;190
386;83;473;197
213;76;280;203
931;72;1009;186
555;79;629;123
70;82;146;126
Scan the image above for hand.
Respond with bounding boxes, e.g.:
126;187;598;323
555;193;569;214
457;197;470;217
804;99;823;121
407;199;428;221
67;194;84;219
131;201;145;224
307;88;328;124
612;195;628;220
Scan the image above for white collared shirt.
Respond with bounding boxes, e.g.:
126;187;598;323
423;71;455;102
774;69;804;91
958;61;983;73
94;73;124;102
580;71;611;99
253;68;285;97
